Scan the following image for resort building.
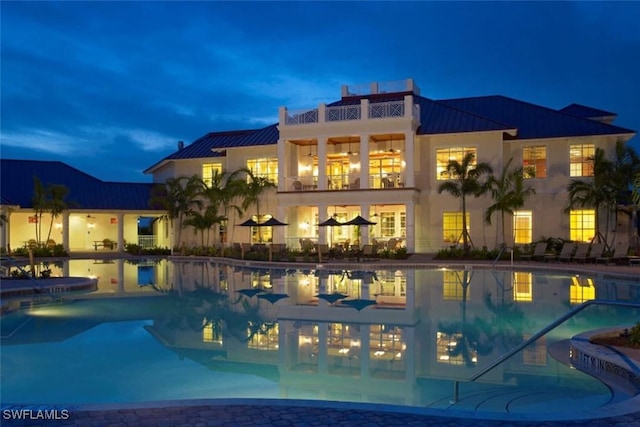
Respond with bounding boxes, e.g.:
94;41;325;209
1;78;637;254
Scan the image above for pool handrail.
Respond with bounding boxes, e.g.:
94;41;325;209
452;299;640;402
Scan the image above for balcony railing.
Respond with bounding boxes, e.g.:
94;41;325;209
284;173;405;191
282;98;418;127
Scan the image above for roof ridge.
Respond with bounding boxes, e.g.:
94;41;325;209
2;159;106;183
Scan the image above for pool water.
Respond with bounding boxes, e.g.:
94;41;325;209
1;259;639;415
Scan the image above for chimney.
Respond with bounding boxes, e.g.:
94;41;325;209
178;140;184;150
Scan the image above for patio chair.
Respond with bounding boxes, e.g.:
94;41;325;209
361;244;378;261
293;180;303;191
585;242;606;263
240;243;252;259
521;242;547;261
556;243;576;262
571;243;591;263
596;241;627;265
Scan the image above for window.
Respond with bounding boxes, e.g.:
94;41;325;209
443;212;469;243
380;212;396;237
569;144;595;177
202;163;222;187
523;335;547;366
247;158;278;183
513;211;532;244
513;272;533;302
203;319;223;344
436;332;476;365
523;146;546;178
569;209;595;242
442;271;464;300
436;147;476;180
570;276;596;304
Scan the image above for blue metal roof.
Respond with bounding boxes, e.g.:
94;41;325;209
558;103;617;120
438;95;634;139
0;159;157;210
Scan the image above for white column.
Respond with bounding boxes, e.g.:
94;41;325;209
117;213;125;251
318;136;327;190
361;99;369;120
404;131;415;187
62;212;70;252
318;204;328;245
359;133;369;189
318;103;326;123
277;138;286;191
360;203;370;245
0;208;9;253
360;324;370;378
276;206;286;244
406;201;415;253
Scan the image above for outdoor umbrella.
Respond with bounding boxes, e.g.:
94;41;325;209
236;288;265;298
239;218;259;227
257;292;289;304
315;293;348;304
318;217;344;247
344;216;376;248
260;217;288;227
341;298;377;311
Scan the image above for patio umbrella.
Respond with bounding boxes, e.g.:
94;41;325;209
315;293;348;304
239;218;259;227
260;217;288;227
257;292;289;304
344;215;376;226
341;298;377;311
236;288;265;298
318;217;344;247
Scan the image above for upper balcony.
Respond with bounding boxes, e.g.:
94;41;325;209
279;79;421;128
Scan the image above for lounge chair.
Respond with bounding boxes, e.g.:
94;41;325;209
596;241;627;265
572;243;591;263
361;244;378;261
269;243;286;261
521;242;547;261
585;242;606;263
556;243;576;262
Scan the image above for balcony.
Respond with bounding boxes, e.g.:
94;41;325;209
284;173;405;192
283;99;419;126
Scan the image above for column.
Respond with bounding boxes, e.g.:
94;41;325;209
404;131;415;187
359;133;369;189
117;213;124;251
318;204;328;245
317;137;327;190
406;200;415;253
360;324;371;378
277;138;286;191
0;208;9;253
62;212;70;252
318;322;328;374
360;203;370;245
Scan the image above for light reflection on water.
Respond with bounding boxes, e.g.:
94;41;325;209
1;258;639;414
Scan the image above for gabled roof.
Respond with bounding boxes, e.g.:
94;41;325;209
438;95;634;139
558;103;617;120
0;159;158;210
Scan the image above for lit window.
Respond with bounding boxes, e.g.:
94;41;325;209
380;212;396;237
203;319;223;344
570;276;596;304
513;211;532;244
513;272;532;302
523;146;546;178
436;332;476;365
569;209;595;242
202;163;222;187
443;212;469;243
247;322;279;351
247;158;278;183
442;271;464;300
436;147;476;180
569;144;595;177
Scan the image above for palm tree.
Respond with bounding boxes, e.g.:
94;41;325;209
609;141;640;244
149;175;203;252
200;169;243;246
566;147;616;244
31;177;47;244
438;152;493;253
234;167;277;243
484;158;536;248
44;184;69;245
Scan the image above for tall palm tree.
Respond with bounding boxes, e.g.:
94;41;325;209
566;147;616;244
31;176;47;244
44;184;69;245
609;141;640;244
438;152;493;253
149;175;203;252
234;167;277;243
484;158;536;248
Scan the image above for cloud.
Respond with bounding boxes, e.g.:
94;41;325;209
0;129;90;155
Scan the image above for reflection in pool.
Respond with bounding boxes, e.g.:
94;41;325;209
1;259;639;415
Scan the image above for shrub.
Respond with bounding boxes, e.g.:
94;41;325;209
629;322;640;346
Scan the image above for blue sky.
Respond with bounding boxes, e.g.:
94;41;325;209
2;1;639;183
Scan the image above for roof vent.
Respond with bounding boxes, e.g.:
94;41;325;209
178;140;184;150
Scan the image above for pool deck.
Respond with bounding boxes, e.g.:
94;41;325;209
2;252;640;426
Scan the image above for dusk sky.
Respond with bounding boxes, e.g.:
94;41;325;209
2;1;639;183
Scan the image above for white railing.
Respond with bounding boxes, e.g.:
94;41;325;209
369;101;405;119
138;235;156;248
285;108;318;125
378;80;409;94
326;105;361;122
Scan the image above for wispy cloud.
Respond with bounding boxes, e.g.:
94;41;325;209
1;129;91;155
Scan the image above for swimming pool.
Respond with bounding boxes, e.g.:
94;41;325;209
1;258;639;416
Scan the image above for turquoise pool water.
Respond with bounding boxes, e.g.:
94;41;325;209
1;259;639;415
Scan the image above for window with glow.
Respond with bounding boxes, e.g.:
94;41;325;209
570;276;596;304
443;212;469;243
437;332;476;365
513;211;532;244
203;319;223;344
380;212;396;237
442;271;465;300
513;272;533;302
569;144;595;177
370;324;405;366
569;209;595;242
436;147;476;180
247;322;279;351
250;214;272;243
375;270;406;297
369;154;402;188
202;163;223;187
326;157;351;189
522;146;546;178
247;158;278;183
